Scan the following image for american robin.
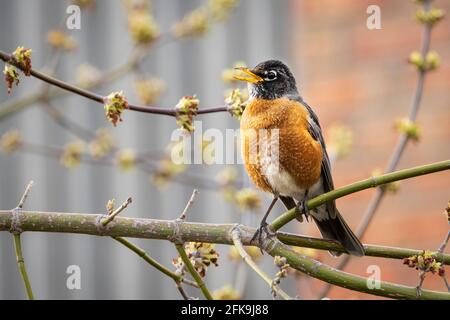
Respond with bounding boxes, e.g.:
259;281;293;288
235;60;364;256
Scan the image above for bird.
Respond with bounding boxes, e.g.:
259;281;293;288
234;60;364;256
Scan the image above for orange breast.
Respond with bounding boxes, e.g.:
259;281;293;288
240;98;323;193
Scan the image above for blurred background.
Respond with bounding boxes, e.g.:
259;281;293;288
0;0;449;299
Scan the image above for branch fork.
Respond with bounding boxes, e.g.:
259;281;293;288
101;197;133;227
11;181;35;300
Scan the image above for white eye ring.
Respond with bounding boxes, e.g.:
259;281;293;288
264;70;277;81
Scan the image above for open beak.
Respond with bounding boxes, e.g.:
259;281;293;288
233;67;263;83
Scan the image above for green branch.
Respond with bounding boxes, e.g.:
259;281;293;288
231;228;291;300
277;233;450;264
113;237;198;288
267;238;450;300
13;234;34;300
1;210;450;299
0;160;449;300
0;211;449;264
270;159;450;231
175;244;213;300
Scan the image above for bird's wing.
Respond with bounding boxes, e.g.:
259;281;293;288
289;95;337;218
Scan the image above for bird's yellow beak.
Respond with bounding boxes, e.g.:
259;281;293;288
233;67;263;83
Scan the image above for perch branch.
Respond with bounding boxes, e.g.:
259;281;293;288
270;159;450;231
1;212;449;299
1;161;450;299
1;211;448;263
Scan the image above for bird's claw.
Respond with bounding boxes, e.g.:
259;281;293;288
251;222;276;254
295;198;310;222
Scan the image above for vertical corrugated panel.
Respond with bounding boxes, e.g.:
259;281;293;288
0;0;290;299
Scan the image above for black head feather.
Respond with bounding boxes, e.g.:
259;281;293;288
248;60;298;100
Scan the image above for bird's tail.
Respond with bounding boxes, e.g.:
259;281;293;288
279;196;364;256
312;208;365;257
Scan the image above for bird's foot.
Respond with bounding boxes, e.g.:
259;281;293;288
251;222;276;254
295;197;310;223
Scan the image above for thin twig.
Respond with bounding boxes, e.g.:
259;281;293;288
13;181;35;299
13;234;34;299
0;49;229;118
175;244;213;300
443;277;450;293
438;231;450;254
0;46;147;122
176;282;190;300
102;197;132;226
438;229;450;293
42;103;96;141
16;140;227;191
17;181;34;209
231;228;291;300
416;271;426;298
40;15;67;75
113;236;198;289
179;189;198;220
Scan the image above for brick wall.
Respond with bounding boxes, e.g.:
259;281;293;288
290;0;450;299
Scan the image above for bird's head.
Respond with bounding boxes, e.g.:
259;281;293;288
234;60;298;100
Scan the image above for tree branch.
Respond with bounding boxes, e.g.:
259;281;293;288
0;50;229;118
11;181;35;299
1;210;450;299
267;236;449;300
175;244;213;300
0;210;448;264
12;234;34;300
277;233;450;264
270;159;450;231
102;197;133;226
0;47;145;122
113;236;198;288
231;228;291;300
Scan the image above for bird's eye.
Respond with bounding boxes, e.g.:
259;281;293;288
264;70;277;81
